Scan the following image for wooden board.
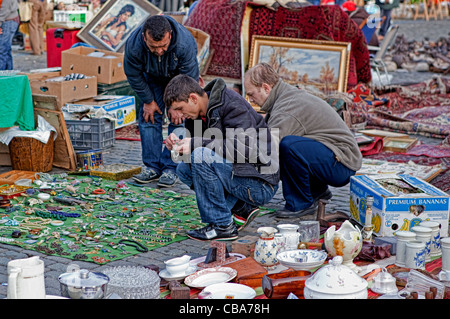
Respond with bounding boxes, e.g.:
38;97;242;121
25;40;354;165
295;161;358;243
359;129;410;139
34;107;77;170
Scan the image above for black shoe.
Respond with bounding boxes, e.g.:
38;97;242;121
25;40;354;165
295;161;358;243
276;202;318;218
232;201;260;231
187;223;239;241
317;189;333;201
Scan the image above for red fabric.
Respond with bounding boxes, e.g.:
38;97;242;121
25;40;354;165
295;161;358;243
248;5;372;89
185;1;371;86
185;0;248;79
359;137;384;156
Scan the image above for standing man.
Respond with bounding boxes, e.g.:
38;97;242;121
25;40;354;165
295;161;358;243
163;74;280;241
376;0;400;41
124;15;199;187
28;0;46;55
0;0;20;69
244;63;362;218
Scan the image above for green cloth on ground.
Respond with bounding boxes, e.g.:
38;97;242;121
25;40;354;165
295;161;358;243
0;75;35;131
0;175;275;264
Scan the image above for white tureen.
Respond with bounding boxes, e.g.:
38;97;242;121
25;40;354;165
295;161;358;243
304;256;368;299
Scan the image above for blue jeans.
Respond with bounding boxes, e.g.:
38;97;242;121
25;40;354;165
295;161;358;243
138;84;183;175
0;20;19;70
280;135;356;212
177;147;278;226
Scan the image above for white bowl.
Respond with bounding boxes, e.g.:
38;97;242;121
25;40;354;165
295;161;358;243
164;255;191;276
277;249;327;270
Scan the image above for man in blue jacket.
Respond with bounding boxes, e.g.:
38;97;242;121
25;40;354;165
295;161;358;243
163;74;280;241
124;15;199;187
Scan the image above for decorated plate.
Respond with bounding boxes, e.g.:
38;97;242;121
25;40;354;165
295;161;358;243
184;267;237;288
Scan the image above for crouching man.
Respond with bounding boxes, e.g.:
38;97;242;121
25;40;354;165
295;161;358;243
163;74;280;241
244;63;362;218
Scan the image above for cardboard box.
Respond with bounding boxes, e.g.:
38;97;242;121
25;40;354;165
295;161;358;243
186;26;210;74
66;95;136;129
61;46;126;84
29;75;97;108
350;174;450;237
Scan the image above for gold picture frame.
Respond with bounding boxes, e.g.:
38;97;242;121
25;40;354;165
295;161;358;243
77;0;161;53
248;35;351;94
383;137;418;152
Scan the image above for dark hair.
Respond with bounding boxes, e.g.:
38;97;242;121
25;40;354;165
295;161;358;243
143;15;171;41
245;62;280;87
164;74;205;107
106;4;135;29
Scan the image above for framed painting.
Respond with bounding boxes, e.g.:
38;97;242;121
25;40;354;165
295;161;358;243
77;0;162;53
248;35;351;94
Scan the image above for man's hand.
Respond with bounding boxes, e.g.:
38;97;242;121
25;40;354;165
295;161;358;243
173;138;192;156
167;108;184;125
143;101;162;124
165;133;179;151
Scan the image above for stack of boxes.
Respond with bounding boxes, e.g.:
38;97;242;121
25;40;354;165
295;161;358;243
27;47;137;152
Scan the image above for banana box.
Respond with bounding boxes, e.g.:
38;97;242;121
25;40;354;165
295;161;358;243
66;95;136;129
350;174;449;237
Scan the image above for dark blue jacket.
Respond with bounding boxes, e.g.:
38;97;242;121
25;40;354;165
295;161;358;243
123;15;199;106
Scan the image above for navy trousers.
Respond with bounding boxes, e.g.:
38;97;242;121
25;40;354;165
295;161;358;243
279;135;356;212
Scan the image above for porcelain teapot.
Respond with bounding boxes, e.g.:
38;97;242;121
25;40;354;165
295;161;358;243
7;256;46;299
324;220;363;272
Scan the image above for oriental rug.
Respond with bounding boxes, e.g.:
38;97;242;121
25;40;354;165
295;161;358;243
247;4;372;88
347;78;450;141
184;0;248;79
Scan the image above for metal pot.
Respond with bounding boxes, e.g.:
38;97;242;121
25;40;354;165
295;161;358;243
58;269;109;299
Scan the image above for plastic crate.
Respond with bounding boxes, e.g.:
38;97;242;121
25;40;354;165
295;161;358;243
53;10;93;23
65;118;115;150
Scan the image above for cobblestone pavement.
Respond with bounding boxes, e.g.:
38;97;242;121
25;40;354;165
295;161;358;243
1;18;449;299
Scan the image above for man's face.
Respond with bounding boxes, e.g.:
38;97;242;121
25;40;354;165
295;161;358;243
244;78;269;107
143;31;171;57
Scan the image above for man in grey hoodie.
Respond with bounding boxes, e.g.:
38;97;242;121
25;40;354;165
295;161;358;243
244;63;362;218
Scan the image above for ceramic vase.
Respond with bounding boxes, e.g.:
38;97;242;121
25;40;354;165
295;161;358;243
254;227;281;270
324;220;363;272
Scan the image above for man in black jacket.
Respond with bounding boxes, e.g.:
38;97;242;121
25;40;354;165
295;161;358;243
124;15;199;187
163;75;280;241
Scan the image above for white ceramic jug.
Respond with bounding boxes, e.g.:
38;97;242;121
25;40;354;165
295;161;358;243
254;227;280;269
7;256;46;299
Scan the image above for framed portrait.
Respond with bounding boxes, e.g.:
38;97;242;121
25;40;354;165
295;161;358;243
77;0;162;53
248;35;351;94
